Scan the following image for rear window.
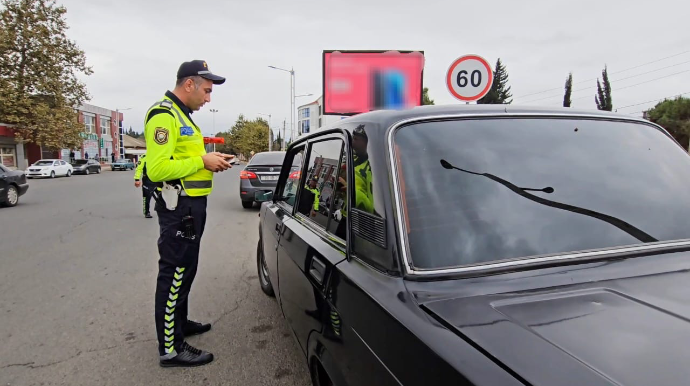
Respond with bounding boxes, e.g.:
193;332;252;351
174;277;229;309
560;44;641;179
394;118;690;270
249;152;285;165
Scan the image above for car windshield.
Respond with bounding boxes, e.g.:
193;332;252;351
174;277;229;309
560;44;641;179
116;159;128;163
249;152;285;166
34;161;54;166
394;118;690;270
72;160;88;165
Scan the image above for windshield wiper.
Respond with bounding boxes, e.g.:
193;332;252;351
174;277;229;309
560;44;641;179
440;159;657;243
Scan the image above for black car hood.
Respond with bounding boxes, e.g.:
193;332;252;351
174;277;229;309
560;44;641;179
420;263;690;386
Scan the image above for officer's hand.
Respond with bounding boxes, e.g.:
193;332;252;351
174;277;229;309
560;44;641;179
202;152;231;172
134;181;142;188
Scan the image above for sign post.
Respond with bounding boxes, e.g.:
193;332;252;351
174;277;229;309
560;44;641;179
446;55;494;103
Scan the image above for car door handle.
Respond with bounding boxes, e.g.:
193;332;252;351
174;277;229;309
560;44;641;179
309;256;327;285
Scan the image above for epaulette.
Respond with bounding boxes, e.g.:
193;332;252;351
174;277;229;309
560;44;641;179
159;100;173;109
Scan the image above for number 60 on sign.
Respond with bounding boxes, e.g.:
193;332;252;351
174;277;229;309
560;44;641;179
446;55;494;102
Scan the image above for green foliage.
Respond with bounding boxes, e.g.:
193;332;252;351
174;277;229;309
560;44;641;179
0;0;92;149
478;58;512;104
215;115;270;157
422;87;434;105
646;96;690;147
564;73;573;107
595;66;612;111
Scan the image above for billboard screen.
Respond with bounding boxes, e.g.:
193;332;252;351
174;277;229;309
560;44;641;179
323;50;425;116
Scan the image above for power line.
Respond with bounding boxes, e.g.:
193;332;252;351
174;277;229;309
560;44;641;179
521;61;690;104
515;50;690;99
571;69;690;102
616;91;690;110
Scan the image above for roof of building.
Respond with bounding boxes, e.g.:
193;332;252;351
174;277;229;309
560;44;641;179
123;134;146;148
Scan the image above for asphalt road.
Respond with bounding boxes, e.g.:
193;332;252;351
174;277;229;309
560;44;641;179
0;166;311;386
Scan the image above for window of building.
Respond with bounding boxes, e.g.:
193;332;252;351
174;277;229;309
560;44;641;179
302;120;310;134
101;117;111;136
84;115;95;133
1;146;16;168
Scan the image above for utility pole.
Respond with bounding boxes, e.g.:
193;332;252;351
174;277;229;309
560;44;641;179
282;119;286;151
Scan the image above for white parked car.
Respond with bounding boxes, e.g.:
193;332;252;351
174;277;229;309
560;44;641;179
26;159;73;179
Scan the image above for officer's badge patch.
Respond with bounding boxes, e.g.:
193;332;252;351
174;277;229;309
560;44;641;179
154;127;169;145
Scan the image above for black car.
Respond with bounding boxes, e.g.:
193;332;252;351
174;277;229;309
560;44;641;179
255;105;690;386
70;159;101;175
240;151;301;209
0;164;29;207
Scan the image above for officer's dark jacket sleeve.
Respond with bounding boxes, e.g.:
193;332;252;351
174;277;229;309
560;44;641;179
144;112;204;182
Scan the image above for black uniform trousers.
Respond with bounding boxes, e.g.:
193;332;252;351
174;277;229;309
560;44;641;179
141;180;156;215
154;195;208;357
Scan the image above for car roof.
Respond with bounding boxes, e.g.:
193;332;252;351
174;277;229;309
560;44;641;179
299;104;651;141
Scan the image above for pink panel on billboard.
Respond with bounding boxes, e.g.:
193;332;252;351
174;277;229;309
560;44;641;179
323;51;425;115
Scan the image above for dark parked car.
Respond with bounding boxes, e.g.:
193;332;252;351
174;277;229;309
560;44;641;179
240;151;300;209
254;105;690;386
70;159;101;175
0;164;29;207
111;158;134;171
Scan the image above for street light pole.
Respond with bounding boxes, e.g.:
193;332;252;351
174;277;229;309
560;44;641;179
209;109;219;152
116;107;131;160
268;65;296;146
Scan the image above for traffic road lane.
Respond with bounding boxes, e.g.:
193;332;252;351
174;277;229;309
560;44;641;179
0;167;310;386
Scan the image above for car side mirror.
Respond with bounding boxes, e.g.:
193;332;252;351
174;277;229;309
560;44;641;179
255;191;274;202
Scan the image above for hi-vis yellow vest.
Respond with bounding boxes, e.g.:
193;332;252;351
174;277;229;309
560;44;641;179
144;96;213;197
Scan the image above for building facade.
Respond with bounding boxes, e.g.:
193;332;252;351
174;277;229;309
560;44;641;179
0;104;123;170
297;96;347;139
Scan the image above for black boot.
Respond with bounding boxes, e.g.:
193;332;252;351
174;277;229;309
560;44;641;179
145;212;153;218
183;320;212;337
160;342;213;368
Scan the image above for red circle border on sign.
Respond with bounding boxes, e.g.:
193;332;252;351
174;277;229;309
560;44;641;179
446;55;494;102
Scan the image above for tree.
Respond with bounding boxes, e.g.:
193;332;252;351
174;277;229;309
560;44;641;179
422;87;434;105
646;96;690;149
225;115;269;158
0;0;92;150
477;58;512;104
563;73;573;107
595;66;612;111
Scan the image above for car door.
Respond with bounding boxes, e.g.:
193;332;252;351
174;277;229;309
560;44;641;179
0;165;9;200
60;160;68;175
277;134;348;354
261;144;306;308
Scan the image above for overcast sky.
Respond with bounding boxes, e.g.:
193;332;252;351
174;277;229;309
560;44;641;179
59;0;689;140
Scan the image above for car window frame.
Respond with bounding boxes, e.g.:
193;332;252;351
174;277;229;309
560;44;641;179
388;113;689;279
274;144;307;214
293;136;346;232
274;129;352;250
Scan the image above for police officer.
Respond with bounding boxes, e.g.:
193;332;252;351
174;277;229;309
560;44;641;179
134;154;155;218
301;176;320;217
335;124;373;239
144;60;232;368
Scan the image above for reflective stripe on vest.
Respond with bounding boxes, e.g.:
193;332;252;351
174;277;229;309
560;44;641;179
146;97;213;197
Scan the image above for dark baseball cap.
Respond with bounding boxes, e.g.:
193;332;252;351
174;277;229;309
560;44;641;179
177;60;226;85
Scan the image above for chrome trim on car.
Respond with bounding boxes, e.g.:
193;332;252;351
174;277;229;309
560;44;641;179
386;112;677;277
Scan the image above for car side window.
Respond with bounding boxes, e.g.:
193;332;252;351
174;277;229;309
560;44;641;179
297;138;344;230
277;145;306;209
61;161;66;165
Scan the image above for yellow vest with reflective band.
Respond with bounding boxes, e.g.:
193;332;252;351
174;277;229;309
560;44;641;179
144;97;213;197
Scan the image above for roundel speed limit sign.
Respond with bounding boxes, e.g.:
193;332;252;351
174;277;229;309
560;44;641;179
446;55;494;102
